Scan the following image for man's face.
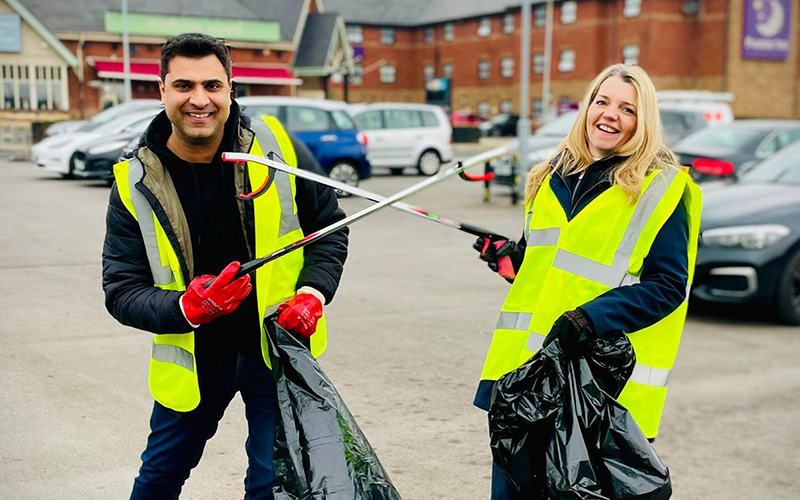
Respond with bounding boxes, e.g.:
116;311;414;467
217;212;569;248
159;54;231;148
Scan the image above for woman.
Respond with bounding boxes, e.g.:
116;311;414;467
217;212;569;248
473;64;702;498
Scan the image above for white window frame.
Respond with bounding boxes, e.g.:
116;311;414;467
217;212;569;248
379;64;396;83
347;25;363;44
478;17;491;37
500;99;513;114
623;0;642;18
477;100;490;117
503;13;515;34
534;4;546;27
442;62;454;78
423;64;434;82
532;98;544;117
501;57;514;78
622;44;640;65
558;49;576;73
424;26;434;44
1;63;68;111
561;1;577;24
380;27;395;45
533;53;545;75
478;59;490;80
443;22;454;41
351;62;363;85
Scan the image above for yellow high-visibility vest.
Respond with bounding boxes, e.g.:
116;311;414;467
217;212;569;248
113;116;327;412
479;167;702;438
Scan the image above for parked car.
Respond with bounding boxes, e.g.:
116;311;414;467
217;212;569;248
237;96;371;187
479;114;520;137
350;102;454;176
451;111;487;128
70;117;153;183
44;99;162;137
32;108;160;178
693;140;800;324
673;120;800;182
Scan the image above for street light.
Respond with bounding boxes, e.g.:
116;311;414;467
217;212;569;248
122;0;132;102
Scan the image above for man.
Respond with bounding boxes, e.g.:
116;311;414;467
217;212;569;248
102;33;348;499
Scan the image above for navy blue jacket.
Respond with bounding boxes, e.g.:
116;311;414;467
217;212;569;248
474;156;689;410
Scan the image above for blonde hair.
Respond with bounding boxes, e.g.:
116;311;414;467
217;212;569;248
524;64;681;204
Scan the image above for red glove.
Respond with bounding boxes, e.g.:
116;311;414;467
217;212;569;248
276;293;323;338
473;237;518;281
180;261;252;326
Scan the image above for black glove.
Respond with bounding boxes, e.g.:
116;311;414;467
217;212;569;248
473;237;520;282
542;309;595;355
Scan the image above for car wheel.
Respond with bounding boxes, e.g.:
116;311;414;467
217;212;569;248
417;149;441;176
776;249;800;325
328;161;359;197
62;154;76;179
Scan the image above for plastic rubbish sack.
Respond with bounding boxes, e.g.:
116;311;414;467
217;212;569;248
266;318;402;500
489;334;672;500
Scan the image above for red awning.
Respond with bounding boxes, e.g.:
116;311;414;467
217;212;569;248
92;60;301;85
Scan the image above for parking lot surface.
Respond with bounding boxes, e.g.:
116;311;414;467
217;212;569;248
1;157;798;499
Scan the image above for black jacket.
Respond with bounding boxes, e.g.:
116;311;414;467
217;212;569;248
102;102;348;353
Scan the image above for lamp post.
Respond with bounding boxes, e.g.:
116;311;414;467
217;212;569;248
122;0;132;102
516;0;532;203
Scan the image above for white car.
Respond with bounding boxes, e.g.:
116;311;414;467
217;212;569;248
32;109;159;178
349;102;453;176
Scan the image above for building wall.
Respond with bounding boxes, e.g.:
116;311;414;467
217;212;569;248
334;0;799;119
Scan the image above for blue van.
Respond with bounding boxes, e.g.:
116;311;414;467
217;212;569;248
237;96;371;187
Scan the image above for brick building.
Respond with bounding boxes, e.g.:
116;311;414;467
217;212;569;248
324;0;800;119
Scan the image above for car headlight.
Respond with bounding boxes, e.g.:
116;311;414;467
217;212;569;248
701;224;791;250
88;140;129;155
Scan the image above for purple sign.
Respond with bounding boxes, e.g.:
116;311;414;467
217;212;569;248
742;0;791;60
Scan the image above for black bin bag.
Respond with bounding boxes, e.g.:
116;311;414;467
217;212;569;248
266;318;402;500
489;334;672;500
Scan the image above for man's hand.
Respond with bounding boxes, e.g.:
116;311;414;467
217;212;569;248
180;261;252;326
542;309;594;355
473;237;518;281
276;293;323;338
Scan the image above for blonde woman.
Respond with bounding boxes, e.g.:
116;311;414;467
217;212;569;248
473;64;702;498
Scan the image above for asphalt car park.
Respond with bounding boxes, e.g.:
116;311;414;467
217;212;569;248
1;154;798;499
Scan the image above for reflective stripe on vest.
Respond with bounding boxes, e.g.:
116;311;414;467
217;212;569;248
126;157;175;287
151;343;194;372
248;120;301;238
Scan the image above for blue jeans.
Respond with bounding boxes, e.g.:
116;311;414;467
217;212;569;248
130;351;278;500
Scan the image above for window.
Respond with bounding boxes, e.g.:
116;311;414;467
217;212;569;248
347;25;363;44
533;53;545;74
424;27;434;43
500;100;513;114
420;111;440;127
381;27;395;45
331;110;357;130
622;44;639;65
423;64;434;82
379;64;396;83
534;4;546;27
558;49;575;72
286;106;332;132
501;57;514;78
444;22;454;41
561;1;577;24
760;129;800;155
1;63;67;111
383;109;423;128
478;59;490;80
442;63;454;78
477;100;490;117
355;110;383;130
243;105;280;121
532;99;544;117
623;0;642;17
478;17;491;37
503;13;515;33
351;62;363;85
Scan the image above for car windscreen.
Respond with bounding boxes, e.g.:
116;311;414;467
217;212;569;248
741;143;800;185
93;112;156;134
676;125;766;150
535;111;578;137
331;110;357;130
80;103;158;132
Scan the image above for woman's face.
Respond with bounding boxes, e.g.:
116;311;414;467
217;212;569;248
585;76;638;158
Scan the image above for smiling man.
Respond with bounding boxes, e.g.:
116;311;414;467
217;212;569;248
102;33;349;499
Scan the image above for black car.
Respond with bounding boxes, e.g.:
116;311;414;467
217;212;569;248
479;114;520;137
71;115;153;183
693;141;800;324
673;119;800;182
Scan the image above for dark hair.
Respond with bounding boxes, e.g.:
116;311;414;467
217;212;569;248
160;33;231;81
